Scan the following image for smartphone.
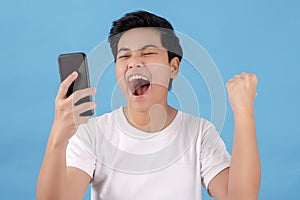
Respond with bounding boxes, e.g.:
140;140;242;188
58;52;94;116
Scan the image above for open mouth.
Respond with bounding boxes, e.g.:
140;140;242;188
128;74;151;96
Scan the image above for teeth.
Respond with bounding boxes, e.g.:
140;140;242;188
129;75;149;82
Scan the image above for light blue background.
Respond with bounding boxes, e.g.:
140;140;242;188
0;0;299;199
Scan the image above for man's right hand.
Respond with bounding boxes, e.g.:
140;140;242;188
51;71;97;145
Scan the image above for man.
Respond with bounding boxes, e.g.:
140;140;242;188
37;10;260;200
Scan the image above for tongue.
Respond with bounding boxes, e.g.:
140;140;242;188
135;85;149;96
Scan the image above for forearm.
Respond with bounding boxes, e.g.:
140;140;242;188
36;128;69;200
228;105;261;200
36;71;95;199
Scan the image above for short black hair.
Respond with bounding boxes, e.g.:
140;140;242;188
108;10;183;63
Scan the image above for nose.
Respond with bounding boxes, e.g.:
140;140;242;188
128;54;144;69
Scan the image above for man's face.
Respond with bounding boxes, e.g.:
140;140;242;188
115;28;174;112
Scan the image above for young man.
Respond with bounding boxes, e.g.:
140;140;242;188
37;11;260;200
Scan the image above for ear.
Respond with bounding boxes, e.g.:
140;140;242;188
170;57;180;78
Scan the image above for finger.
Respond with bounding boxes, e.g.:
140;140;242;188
235;73;250;80
227;77;237;84
70;88;97;104
74;116;89;127
57;71;78;100
73;101;97;116
226;78;233;88
234;73;243;77
250;73;258;82
241;72;249;75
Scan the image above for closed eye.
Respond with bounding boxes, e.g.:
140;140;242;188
143;52;157;56
117;54;130;59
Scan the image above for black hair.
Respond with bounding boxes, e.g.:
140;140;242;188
108;10;183;63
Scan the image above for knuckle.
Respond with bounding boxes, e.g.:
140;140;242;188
69;95;77;104
72;106;79;115
66;96;75;105
253;74;258;80
72;91;80;101
73;118;81;126
69;105;77;115
69;93;77;105
60;83;67;90
56;101;63;110
250;74;258;82
82;117;89;124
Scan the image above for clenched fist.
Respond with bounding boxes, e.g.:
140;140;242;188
226;72;258;112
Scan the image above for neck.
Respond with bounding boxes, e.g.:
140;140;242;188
123;104;177;133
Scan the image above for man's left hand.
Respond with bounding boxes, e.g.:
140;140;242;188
226;72;258;112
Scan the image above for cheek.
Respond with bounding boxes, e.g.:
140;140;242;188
145;54;168;65
115;63;127;80
147;64;172;89
115;64;129;96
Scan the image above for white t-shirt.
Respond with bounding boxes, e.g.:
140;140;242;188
66;107;231;200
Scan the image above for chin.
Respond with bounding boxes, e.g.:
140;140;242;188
128;97;152;113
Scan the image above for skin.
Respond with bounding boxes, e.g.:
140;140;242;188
36;28;260;200
209;73;260;200
36;71;96;200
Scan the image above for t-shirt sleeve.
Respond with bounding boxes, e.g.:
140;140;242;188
66;123;97;178
200;121;231;192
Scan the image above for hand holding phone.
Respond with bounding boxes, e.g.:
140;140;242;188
52;72;97;142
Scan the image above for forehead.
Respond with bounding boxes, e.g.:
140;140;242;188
117;28;163;51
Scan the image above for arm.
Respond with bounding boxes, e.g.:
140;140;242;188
228;103;260;200
208;72;261;200
36;72;97;200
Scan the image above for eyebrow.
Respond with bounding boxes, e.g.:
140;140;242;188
117;44;159;54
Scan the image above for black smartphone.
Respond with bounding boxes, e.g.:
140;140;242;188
58;52;94;116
